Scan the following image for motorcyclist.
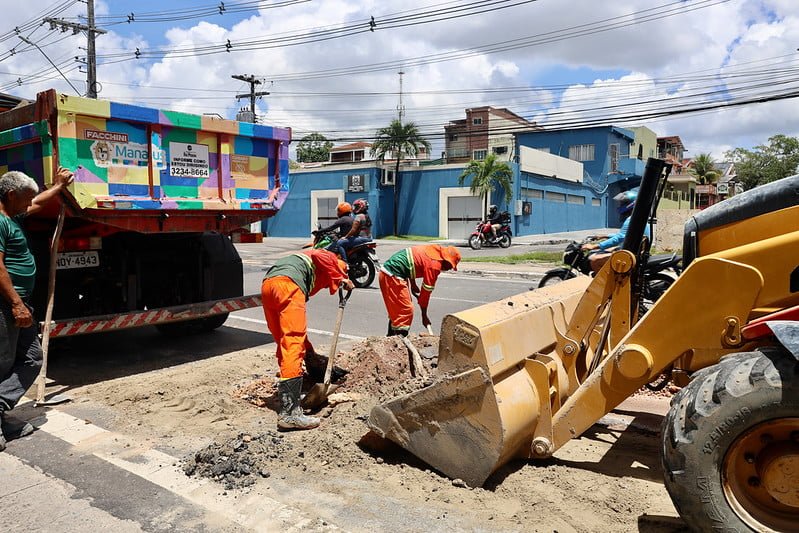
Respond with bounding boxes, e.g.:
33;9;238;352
582;189;650;272
314;202;353;260
337;198;373;256
486;205;503;242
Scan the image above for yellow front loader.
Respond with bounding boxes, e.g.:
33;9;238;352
368;158;799;531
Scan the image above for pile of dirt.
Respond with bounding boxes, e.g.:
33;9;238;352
182;431;288;489
230;335;437;409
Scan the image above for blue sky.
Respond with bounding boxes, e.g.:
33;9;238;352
1;0;798;159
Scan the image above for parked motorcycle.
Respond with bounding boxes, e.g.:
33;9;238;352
468;220;512;250
538;237;682;311
305;226;379;288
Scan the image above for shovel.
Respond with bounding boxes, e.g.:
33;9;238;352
302;286;352;410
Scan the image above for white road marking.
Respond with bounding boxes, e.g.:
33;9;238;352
23;407;333;532
228;315;366;341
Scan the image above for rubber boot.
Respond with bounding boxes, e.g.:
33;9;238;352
277;377;320;431
1;414;34;440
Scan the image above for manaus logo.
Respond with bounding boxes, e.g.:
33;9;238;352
91;140;112;167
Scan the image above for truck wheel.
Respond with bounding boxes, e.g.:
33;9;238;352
155;313;229;335
661;348;799;531
200;312;229;331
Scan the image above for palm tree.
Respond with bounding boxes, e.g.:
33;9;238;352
457;153;514;216
371;120;431;235
689;153;720;185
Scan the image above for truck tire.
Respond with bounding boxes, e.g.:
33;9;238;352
661;348;799;532
155;313;229;336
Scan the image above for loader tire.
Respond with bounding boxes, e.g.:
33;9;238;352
661;348;799;532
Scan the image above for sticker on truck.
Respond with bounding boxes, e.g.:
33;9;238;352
169;142;210;178
56;251;100;270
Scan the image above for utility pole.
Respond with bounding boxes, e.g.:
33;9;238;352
44;0;106;98
397;70;405;123
232;74;270;123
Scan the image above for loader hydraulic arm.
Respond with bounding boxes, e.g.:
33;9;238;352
548;257;763;452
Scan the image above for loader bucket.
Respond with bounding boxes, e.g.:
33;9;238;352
368;277;591;486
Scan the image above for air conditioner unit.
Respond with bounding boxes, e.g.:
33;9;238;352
381;169;396;186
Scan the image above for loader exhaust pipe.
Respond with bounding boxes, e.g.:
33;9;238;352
622;157;669;255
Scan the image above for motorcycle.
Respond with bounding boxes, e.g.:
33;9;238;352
305;226;380;289
538;237;682;311
468;220;512;250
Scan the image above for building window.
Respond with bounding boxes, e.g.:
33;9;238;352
522;188;543;199
609;143;619;172
472;117;483;125
568;144;595;161
591;198;601;207
545;191;566;203
567;194;585;205
448;134;458;141
473;150;487;161
492;146;508;155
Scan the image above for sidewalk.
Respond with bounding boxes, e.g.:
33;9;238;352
425;227;616;247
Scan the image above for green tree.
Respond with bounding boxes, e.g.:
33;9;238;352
725;134;799;190
296;133;333;163
457;153;513;215
371;119;431;235
688;153;720;185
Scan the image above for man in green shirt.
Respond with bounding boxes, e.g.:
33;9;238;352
0;167;73;451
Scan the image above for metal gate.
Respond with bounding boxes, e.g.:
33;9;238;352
447;196;482;239
316;197;339;228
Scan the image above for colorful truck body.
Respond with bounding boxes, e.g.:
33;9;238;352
0;90;290;334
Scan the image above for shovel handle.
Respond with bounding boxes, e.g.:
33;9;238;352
338;286;352;308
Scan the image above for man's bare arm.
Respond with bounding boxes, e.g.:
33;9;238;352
27;166;73;216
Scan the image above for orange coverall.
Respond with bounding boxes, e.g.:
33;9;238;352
261;249;348;379
379;245;459;332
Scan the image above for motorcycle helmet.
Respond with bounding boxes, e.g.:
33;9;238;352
353;198;369;214
613;190;637;217
488;204;497;215
337;202;353;217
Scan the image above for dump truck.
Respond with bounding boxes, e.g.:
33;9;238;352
0;90;289;335
369;158;799;531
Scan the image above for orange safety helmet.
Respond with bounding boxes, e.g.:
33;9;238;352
337;202;353;217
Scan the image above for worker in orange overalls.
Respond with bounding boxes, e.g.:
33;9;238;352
262;249;354;431
379;244;461;336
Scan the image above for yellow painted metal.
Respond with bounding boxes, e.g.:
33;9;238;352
369;194;799;489
368;277;590;486
722;418;799;530
550;257;763;449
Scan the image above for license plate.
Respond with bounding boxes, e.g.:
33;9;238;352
56;251;100;270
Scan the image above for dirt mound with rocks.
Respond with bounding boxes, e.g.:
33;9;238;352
184;335;440;489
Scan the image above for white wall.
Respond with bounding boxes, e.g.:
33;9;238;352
520;146;583;183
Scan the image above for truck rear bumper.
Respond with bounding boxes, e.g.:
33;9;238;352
43;295;262;337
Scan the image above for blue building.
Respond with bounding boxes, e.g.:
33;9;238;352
266;125;648;239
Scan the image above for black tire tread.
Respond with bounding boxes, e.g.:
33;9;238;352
662;347;798;531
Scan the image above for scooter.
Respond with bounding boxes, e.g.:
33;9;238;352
306;226;380;288
538;236;682;311
468;220;512;250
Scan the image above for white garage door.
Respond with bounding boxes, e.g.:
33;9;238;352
316;197;339;228
447;196;482;239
